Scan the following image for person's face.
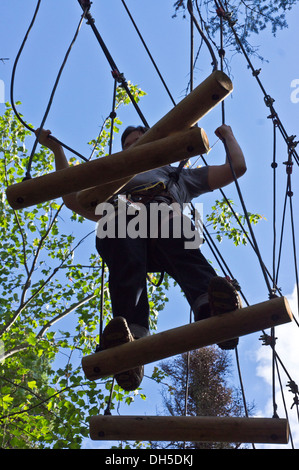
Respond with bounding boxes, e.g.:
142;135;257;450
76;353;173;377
123;130;144;150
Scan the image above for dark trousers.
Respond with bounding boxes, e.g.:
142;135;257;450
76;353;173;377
96;209;216;332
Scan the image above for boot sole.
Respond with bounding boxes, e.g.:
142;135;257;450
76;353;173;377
102;317;143;390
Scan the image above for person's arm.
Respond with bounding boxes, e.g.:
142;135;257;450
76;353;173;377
207;124;247;190
35;129;99;221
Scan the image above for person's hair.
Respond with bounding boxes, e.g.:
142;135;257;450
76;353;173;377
121;125;149;148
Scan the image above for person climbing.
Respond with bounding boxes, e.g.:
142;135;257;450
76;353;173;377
36;123;246;391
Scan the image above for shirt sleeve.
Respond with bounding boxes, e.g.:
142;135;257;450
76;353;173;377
169;165;213;204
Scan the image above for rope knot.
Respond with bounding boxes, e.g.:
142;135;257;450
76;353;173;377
259;333;277;347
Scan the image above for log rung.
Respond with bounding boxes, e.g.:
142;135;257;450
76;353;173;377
6;70;232;212
6;128;208;210
77;69;233;211
82;297;293;381
89;415;289;444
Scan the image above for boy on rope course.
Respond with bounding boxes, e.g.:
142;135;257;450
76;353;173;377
36;124;246;391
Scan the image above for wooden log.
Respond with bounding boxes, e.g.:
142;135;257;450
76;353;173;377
77;69;233;211
6;127;209;210
89;415;289;444
82;297;292;381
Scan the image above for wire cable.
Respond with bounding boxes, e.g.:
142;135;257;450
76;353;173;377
187;0;218;71
78;1;149;128
10;0;90;170
120;0;176;107
215;0;299;167
27;9;89;177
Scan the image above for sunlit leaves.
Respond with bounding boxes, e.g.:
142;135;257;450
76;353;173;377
206;198;264;246
0;94;168;449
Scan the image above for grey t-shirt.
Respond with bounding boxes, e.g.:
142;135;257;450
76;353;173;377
120;165;212;206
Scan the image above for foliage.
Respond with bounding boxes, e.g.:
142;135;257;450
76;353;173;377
158;347;252;449
206;198;264;245
0;85;168;449
0;87;263;448
172;0;298;59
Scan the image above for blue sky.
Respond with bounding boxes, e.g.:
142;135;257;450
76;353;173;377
1;0;299;449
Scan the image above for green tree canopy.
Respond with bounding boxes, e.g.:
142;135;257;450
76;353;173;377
0;85;170;448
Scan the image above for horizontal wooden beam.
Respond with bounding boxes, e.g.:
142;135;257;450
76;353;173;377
82;296;292;381
89;415;289;444
77;69;233;211
6;127;208;210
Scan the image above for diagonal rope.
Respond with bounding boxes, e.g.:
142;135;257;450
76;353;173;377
78;0;149;128
214;0;299;167
120;0;176;107
187;0;218;71
10;0;90;169
213;0;299;436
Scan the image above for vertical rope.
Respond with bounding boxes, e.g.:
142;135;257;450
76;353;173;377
27;9;89;177
183;11;195;449
187;0;218;72
97;78;117;350
79;4;149;127
270;118;279;419
285;149;299;316
217;6;255;447
120;0;176;107
96;78;118;415
218;9;225;124
271;120;278;290
234;348;255;449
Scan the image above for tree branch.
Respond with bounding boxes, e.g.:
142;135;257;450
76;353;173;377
36;292;97;338
1;292;97;361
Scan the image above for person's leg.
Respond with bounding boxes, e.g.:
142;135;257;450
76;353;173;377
149;212;217;321
95;215;150;390
151;216;241;349
96;224;150;337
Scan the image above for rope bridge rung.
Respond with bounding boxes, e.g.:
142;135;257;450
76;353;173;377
77;69;233;211
7;70;232;212
6;128;208;210
82;296;293;381
89;415;290;444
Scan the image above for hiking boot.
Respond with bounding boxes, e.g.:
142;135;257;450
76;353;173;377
192;293;211;321
208;277;242;350
102;316;144;391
